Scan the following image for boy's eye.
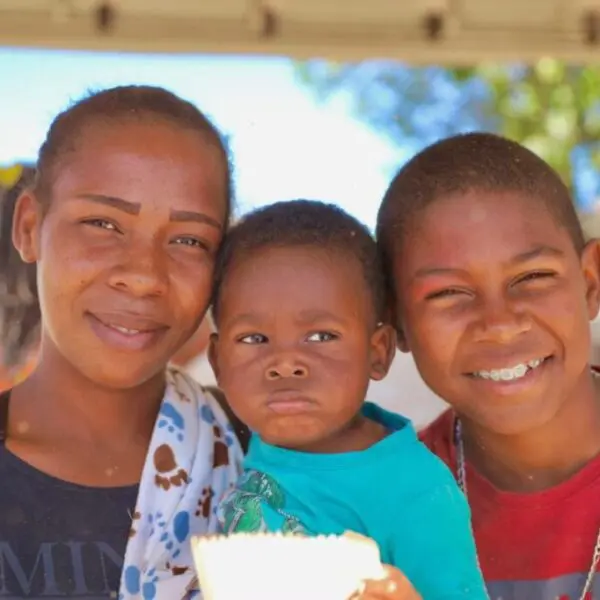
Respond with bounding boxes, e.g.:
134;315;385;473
82;218;118;232
425;288;466;300
238;333;268;345
515;271;556;285
306;331;338;343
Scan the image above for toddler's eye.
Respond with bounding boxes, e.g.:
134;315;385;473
306;332;338;343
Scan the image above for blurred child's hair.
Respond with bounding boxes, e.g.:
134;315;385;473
0;166;39;368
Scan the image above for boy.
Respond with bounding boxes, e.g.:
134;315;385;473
377;132;600;600
209;200;488;599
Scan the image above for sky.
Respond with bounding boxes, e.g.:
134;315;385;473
0;48;408;229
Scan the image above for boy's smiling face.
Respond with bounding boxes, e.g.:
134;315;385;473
210;244;395;450
393;189;600;435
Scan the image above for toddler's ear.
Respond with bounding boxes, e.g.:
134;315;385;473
207;333;220;381
369;324;397;382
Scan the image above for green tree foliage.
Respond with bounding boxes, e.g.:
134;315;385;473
297;59;600;206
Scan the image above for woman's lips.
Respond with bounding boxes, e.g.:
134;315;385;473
86;312;168;351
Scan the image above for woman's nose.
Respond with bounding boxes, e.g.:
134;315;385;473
108;244;168;298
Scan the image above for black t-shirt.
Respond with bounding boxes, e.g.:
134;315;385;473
0;392;138;599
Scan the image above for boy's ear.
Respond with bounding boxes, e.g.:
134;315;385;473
581;239;600;321
369;324;397;382
207;332;220;381
396;326;409;353
383;294;410;353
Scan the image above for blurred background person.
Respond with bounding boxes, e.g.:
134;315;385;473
0;164;38;391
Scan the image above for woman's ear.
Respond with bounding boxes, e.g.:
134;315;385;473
581;239;600;321
369;324;397;382
207;332;220;381
12;190;41;264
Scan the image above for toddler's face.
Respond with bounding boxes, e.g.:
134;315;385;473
210;244;393;450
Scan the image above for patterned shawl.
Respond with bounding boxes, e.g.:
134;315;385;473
119;367;242;599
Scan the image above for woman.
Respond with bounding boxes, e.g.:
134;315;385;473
2;85;416;600
3;85;242;600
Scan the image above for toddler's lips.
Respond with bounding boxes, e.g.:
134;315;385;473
266;391;317;414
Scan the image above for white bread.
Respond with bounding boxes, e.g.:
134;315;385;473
191;531;385;600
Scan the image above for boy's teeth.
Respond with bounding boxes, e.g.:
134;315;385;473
473;358;545;381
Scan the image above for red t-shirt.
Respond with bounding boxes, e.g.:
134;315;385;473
420;410;600;600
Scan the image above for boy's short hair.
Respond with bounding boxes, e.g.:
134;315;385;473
377;132;585;294
212;199;386;324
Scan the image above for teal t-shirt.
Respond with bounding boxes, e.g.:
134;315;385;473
218;403;488;599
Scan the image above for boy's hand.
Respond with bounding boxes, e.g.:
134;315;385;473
351;565;423;600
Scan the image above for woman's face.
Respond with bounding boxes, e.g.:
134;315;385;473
14;119;228;389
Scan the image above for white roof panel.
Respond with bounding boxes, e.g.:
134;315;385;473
0;0;599;63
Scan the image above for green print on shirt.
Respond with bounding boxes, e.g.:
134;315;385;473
221;470;307;534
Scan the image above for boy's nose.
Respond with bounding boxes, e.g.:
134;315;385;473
473;299;531;344
265;355;309;380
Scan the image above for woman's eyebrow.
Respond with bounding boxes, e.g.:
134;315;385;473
75;193;139;215
169;209;222;230
74;193;222;230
